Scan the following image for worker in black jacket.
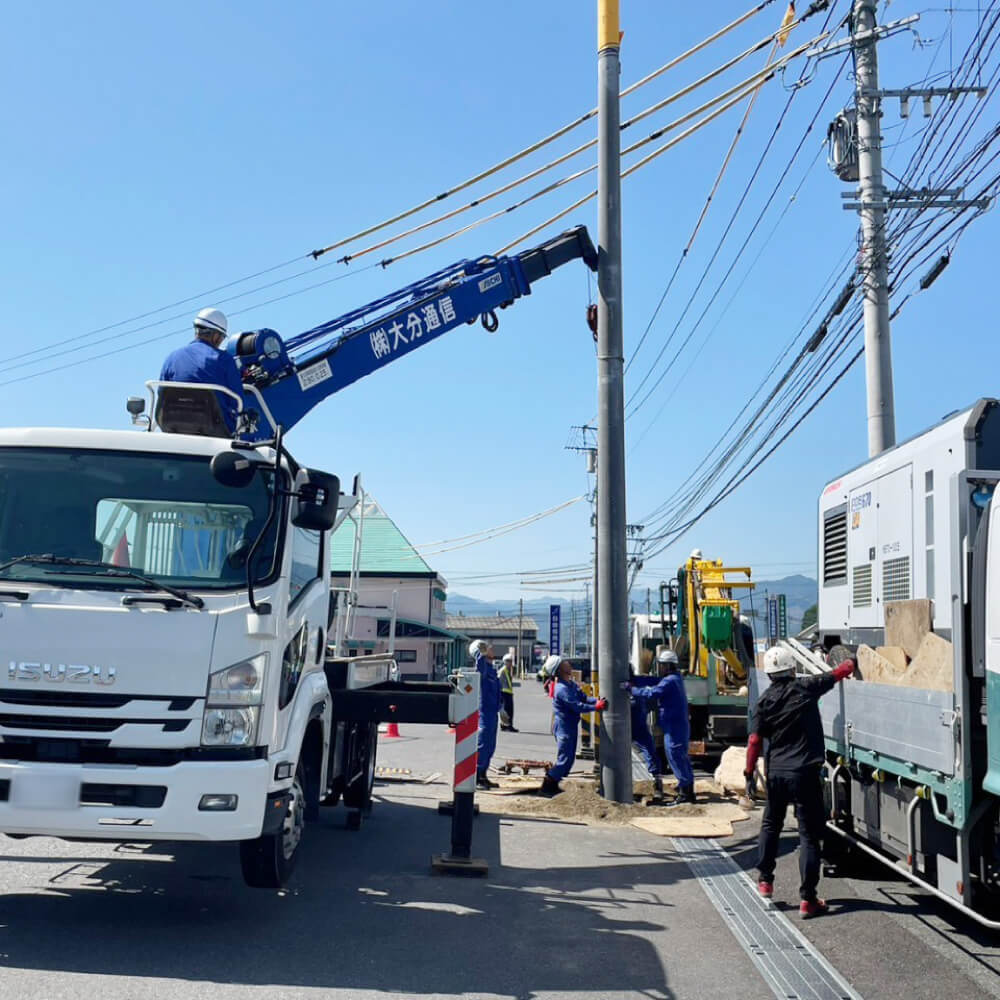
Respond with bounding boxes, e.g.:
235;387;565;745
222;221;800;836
744;646;855;919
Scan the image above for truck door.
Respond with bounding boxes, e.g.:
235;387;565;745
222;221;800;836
276;523;328;744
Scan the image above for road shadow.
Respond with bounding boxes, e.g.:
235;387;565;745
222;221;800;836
0;795;683;999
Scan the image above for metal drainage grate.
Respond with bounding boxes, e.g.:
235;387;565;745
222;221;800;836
673;837;862;1000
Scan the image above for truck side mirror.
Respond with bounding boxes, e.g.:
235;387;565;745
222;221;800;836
211;450;258;489
291;470;340;531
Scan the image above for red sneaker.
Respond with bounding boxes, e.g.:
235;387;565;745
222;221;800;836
799;898;829;919
758;880;773;899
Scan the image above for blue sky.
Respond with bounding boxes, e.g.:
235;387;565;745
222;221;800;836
1;1;997;608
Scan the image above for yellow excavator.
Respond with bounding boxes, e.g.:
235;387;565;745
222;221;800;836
656;550;756;753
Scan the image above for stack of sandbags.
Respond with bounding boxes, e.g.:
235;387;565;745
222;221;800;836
713;745;764;794
856;644;907;684
885;599;933;659
899;631;953;691
850;598;953;691
854;634;952;692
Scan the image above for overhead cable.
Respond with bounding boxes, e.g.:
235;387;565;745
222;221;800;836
308;0;782;261
336;38;815;267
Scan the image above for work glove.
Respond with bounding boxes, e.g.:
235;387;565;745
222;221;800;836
831;659;856;682
744;771;758;800
594;698;608;711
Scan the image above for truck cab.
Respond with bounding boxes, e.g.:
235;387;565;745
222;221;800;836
0;420;391;887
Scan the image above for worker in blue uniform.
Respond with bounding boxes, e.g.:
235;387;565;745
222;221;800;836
630;649;696;805
628;672;663;796
160;307;244;433
470;639;501;789
540;655;607;796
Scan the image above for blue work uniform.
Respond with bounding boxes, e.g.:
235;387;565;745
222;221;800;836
160;339;244;432
547;677;599;782
630;690;661;777
475;652;501;777
633;673;694;789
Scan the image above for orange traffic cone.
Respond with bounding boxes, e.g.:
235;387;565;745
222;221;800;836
385;721;402;738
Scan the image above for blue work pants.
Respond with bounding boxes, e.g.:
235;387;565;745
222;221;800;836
664;740;694;789
547;726;578;782
632;715;661;776
477;711;498;774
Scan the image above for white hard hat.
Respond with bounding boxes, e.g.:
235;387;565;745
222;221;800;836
502;653;513;663
739;615;750;626
469;639;488;657
763;646;796;676
690;548;703;560
194;307;228;337
657;649;679;665
541;654;562;678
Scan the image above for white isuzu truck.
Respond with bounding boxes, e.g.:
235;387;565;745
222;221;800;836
811;398;1000;925
0;394;457;887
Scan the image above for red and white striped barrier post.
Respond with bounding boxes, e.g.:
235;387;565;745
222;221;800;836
452;675;479;799
433;668;487;875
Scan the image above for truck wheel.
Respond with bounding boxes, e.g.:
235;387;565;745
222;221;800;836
240;765;306;889
344;722;377;814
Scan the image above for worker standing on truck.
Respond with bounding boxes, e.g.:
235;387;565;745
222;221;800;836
540;655;607;796
497;653;518;732
160;308;244;432
744;647;855;918
470;640;501;789
631;649;696;805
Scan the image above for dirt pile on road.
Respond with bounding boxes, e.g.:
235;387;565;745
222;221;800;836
477;775;742;829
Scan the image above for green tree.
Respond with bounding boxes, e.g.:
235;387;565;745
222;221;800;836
801;603;818;631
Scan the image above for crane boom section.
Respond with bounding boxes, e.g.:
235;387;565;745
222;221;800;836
232;227;596;440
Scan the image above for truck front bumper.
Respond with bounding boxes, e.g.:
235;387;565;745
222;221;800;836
0;758;272;841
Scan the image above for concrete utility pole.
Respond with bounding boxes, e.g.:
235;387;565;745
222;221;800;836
516;597;523;677
853;0;895;457
596;0;632;803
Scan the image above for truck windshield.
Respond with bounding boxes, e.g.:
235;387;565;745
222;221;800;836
0;448;280;590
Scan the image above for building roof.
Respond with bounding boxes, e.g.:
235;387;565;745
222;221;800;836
376;617;469;641
329;496;434;575
446;614;539;637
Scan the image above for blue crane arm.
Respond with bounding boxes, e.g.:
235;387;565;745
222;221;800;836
229;226;596;440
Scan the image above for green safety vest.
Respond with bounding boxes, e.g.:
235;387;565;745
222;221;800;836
497;664;514;694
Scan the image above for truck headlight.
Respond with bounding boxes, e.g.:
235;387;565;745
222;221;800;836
206;655;267;706
202;707;259;747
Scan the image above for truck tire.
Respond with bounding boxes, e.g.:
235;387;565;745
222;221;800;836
344;722;377;814
240;764;306;889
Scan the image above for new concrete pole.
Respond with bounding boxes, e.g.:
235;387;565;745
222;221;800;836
854;0;896;456
516;596;523;676
596;0;632;803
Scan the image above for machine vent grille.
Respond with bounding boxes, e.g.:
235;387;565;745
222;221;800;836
823;508;848;586
883;556;911;603
852;564;873;607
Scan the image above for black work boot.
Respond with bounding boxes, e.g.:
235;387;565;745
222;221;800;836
539;776;562;797
476;772;497;790
666;784;696;807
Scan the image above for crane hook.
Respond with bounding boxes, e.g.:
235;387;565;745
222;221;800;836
481;311;499;333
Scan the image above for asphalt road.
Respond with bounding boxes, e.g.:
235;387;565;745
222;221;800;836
0;681;998;999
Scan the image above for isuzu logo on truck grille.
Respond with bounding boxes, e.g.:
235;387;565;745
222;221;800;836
7;662;117;685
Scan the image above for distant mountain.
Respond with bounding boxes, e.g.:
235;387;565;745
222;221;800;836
739;574;817;635
446;574;818;645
